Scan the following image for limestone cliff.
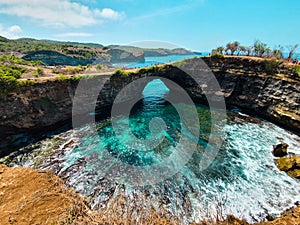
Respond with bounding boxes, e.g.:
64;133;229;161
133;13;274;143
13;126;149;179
0;57;299;157
107;48;145;63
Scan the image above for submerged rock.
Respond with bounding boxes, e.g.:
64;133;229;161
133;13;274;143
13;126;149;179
272;142;288;157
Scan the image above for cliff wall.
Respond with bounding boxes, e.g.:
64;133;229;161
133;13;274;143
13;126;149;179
0;57;299;156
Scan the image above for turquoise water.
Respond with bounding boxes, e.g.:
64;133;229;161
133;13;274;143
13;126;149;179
2;79;300;224
112;54;206;68
113;53;300;69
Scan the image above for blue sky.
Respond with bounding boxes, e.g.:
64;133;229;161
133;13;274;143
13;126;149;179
0;0;299;51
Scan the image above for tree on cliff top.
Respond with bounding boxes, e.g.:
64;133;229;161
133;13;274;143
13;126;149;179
225;41;240;55
272;45;284;59
253;40;269;57
287;44;299;61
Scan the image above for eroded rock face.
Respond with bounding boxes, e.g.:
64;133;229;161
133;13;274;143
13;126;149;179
23;50;94;66
0;57;299;156
272;143;288;157
276;156;300;179
107;49;145;63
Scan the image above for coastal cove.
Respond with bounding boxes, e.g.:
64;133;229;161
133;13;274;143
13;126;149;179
0;56;300;224
1;56;299;154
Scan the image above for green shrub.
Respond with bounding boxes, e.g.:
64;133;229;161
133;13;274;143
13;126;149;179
211;53;225;59
264;59;280;75
55;74;83;81
51;68;60;74
292;65;300;75
95;64;104;71
64;65;86;75
56;74;68;81
0;65;26;79
69;75;83;81
33;68;44;77
18;80;36;86
173;60;186;67
113;69;129;76
0;55;44;66
138;66;160;74
0;75;18;96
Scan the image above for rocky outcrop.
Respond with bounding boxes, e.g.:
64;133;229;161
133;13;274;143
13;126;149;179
276;156;300;179
144;48;192;57
23;49;145;66
272;143;288;157
200;57;300;133
107;48;145;63
23;50;94;66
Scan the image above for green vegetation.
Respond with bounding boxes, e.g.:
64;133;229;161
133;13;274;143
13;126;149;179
287;44;299;61
253;40;270;57
212;40;299;61
0;74;37;97
55;74;84;82
95;64;105;71
0;37;103;55
64;65;86;75
33;68;44;77
0;55;44;95
56;74;68;81
113;69;130;76
292;65;300;75
51;68;60;74
0;36;109;64
0;75;18;96
173;60;187;67
61;48;96;58
211;53;225;59
225;41;240;55
264;59;281;75
0;55;44;66
139;66;161;74
18;79;36;86
0;65;27;79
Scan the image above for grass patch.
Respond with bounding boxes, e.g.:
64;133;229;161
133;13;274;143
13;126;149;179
55;74;84;81
138;65;161;74
33;68;44;77
0;75;18;96
113;69;130;76
0;54;44;66
211;53;225;59
18;79;36;86
0;65;27;79
173;60;187;67
264;59;281;75
292;65;300;75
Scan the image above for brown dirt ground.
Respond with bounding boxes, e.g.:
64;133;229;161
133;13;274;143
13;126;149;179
0;164;299;225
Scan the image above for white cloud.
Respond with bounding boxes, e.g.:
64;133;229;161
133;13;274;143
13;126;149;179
0;24;22;39
0;0;124;28
55;32;93;37
95;8;125;20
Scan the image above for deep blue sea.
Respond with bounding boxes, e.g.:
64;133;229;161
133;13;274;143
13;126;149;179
112;53;208;68
113;53;300;69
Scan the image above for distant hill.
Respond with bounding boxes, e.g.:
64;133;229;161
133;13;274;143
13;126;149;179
0;36;193;66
